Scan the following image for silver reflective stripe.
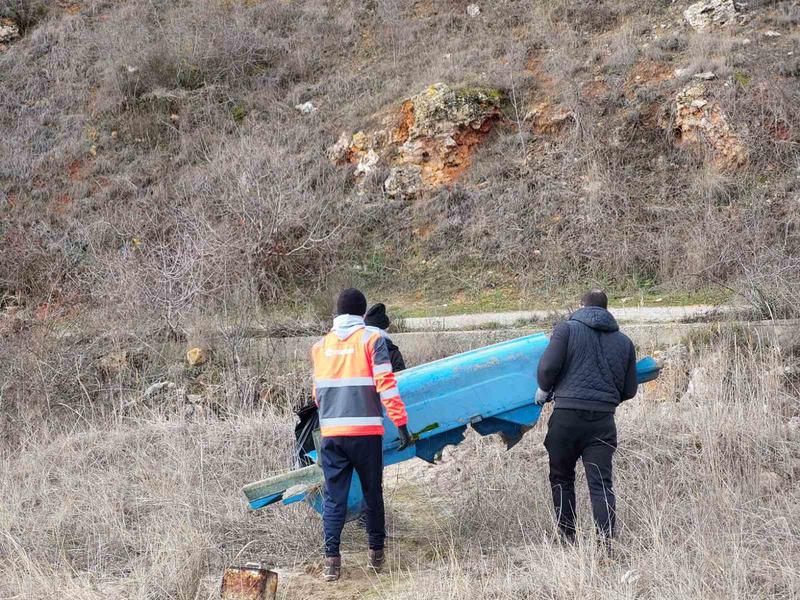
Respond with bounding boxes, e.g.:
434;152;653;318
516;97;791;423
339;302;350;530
315;377;374;388
379;387;400;400
373;363;392;375
320;416;383;427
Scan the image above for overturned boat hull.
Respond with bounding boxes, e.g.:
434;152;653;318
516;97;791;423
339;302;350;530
243;333;661;516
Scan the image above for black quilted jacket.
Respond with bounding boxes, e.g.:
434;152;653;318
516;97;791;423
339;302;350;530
537;306;638;412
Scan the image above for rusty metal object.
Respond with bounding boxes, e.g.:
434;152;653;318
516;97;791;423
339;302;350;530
221;563;277;600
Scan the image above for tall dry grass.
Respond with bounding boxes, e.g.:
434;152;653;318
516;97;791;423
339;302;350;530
1;328;798;598
379;329;800;598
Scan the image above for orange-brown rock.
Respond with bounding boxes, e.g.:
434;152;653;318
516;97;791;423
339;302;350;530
525;102;574;135
186;347;207;366
673;83;747;169
329;83;506;198
0;18;20;50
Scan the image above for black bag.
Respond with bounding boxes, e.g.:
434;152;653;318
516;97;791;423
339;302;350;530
294;400;319;467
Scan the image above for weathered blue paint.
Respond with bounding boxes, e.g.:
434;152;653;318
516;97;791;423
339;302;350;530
245;333;661;515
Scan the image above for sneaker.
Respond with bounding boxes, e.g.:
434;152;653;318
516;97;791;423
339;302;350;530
323;556;341;582
368;548;385;571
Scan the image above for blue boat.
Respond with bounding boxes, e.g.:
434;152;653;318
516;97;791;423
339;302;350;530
242;332;661;516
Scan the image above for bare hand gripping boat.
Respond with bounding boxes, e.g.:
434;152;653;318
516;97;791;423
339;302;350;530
243;333;661;517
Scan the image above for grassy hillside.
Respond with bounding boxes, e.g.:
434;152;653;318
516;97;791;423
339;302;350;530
1;0;799;331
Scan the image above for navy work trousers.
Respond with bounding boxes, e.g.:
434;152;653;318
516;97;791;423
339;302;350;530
544;408;618;539
320;435;385;557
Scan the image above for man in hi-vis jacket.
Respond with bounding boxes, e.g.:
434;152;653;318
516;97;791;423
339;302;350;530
312;288;413;582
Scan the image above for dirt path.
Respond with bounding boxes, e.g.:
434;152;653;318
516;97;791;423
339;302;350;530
399;304;738;331
276;460;453;599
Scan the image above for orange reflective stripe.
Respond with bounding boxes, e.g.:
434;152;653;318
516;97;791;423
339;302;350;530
320;424;385;437
365;331;408;427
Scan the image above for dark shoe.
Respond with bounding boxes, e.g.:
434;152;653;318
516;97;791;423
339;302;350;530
597;535;617;559
368;548;385;571
323;556;341;582
558;529;576;546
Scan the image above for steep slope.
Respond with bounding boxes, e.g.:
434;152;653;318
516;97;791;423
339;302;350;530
0;0;798;335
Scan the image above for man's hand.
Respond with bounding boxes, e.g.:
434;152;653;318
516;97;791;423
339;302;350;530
397;425;414;450
534;387;551;406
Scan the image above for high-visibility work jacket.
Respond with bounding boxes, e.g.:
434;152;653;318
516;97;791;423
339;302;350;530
312;325;408;437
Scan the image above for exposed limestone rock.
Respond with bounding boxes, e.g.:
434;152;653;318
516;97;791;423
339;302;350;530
0;19;20;49
384;165;422;198
673;83;747;169
294;101;316;115
144;381;175;399
186;393;204;404
678;350;724;404
328;132;352;163
329;83;505;198
525;102;575;134
683;0;736;32
354;148;379;177
186;347;207;366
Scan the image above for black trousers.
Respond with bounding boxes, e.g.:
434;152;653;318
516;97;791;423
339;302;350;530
544;408;617;539
320;435;385;557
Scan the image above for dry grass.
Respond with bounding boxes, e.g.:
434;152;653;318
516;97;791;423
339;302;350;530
0;412;319;599
1;0;799;594
1;327;798;598
405;332;800;599
1;0;799;330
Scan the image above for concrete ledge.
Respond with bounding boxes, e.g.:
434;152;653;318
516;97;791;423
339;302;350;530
263;319;800;366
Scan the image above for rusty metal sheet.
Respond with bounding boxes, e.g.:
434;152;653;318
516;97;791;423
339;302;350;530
221;564;277;600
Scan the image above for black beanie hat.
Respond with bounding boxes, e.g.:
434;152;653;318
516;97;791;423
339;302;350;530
336;288;367;317
365;303;390;329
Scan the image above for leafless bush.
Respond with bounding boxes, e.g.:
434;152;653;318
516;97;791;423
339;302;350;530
606;24;640;73
737;250;800;319
0;0;47;32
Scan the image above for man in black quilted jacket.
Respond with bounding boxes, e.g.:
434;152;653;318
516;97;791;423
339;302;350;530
535;290;638;543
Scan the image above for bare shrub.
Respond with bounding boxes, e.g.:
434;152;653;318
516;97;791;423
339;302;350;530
737;250;800;319
0;0;47;32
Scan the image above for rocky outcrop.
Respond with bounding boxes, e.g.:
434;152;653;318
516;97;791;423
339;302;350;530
525;102;574;134
683;0;736;32
674;83;747;169
0;18;20;50
329;83;506;198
